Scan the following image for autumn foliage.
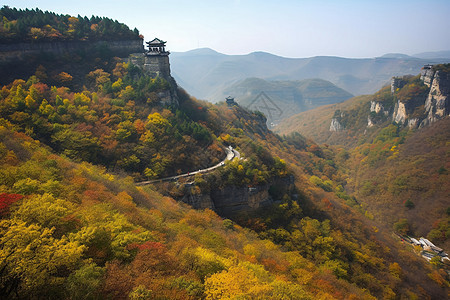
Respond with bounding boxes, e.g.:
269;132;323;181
0;193;23;215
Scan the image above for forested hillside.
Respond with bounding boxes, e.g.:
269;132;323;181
277;71;450;271
1;90;446;299
1;124;371;299
0;7;448;300
0;6;141;43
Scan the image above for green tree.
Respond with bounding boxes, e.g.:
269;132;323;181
66;262;105;300
393;218;410;235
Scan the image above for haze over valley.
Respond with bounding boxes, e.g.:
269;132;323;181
170;48;450;101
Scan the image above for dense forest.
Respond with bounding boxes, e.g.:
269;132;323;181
0;61;226;180
278;73;450;251
1;69;447;299
0;7;448;300
0;6;141;43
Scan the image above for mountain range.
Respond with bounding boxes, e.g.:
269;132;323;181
1;7;449;299
215;77;353;126
170;48;450;102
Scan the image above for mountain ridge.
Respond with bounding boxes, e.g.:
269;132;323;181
171;48;450;102
1;7;449;299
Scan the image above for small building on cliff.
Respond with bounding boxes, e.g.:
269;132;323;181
226;96;237;107
143;38;171;78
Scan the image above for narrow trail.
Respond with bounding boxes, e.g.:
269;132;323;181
136;146;240;186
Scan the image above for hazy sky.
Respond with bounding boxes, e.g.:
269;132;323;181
4;0;450;58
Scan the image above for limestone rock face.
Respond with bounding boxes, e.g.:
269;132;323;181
367;116;374;127
329;65;449;134
379;66;448;129
370;101;389;115
330;110;345;131
407;118;419;128
211;184;272;218
182;193;215;210
370;101;383;114
368;101;391;127
420;70;450;127
420;66;435;87
391;77;407;94
393;101;407;124
183;175;295;218
330;117;344;131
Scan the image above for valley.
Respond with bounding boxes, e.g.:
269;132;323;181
0;6;449;300
170;48;450;101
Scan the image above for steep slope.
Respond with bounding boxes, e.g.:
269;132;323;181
1;125;377;299
1;8;449;299
277;64;450;146
276;65;450;265
170;48;450;101
346;118;450;249
275;94;372;146
212;77;352;126
1;98;447;299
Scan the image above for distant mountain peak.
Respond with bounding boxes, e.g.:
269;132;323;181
378;53;414;59
413;50;450;59
175;47;223;56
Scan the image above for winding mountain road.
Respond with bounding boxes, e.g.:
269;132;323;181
136;146;239;186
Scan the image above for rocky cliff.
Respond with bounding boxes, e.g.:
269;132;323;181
127;52;180;106
181;175;295;218
0;39;144;63
420;66;450;127
330;110;345;131
391;65;449;128
332;64;450;132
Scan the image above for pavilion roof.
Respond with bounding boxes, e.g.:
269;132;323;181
146;38;166;45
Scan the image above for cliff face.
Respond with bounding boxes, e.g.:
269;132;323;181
330;117;344;131
210;184;271;217
327;65;449;133
329;110;345;131
181;176;295;218
420;69;450;127
0;39;144;62
367;65;449;129
128;52;180;106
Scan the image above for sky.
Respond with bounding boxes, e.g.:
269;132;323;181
3;0;450;58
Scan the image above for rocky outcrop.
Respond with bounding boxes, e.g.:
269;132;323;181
420;65;435;87
330;110;344;131
407;118;419;128
375;65;448;129
211;184;272;217
330;118;344;131
368;100;391;127
420;68;450;127
127;52;179;106
370;101;389;115
181;175;295;218
391;77;407;94
328;65;449;133
182;192;215;210
392;101;407;124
